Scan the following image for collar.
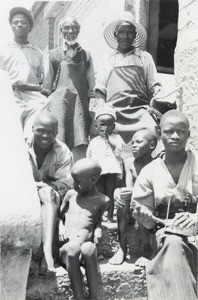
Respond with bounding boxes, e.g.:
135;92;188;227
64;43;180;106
114;47;141;57
26;138;60;155
62;42;80;51
10;40;37;50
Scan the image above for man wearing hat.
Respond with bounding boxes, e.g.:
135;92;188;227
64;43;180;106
94;11;162;143
0;7;49;138
43;16;95;162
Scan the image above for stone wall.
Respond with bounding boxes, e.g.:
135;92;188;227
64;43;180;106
174;0;198;150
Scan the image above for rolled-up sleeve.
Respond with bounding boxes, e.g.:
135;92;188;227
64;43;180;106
94;55;112;96
142;51;161;91
51;146;73;199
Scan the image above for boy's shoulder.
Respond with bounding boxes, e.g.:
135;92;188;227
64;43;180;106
93;191;110;204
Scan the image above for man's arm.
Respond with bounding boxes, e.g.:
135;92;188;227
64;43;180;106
46;145;73;200
59;189;74;219
131;164;156;229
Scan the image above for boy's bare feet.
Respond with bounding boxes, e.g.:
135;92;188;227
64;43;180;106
108;247;126;265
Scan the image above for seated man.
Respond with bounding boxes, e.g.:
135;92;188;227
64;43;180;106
59;158;109;300
27;111;73;273
132;110;198;300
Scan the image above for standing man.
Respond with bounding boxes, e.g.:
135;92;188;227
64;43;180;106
0;7;49;138
95;11;162;143
43;16;95;162
27;111;73;273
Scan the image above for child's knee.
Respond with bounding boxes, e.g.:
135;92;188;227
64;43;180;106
81;242;96;257
67;242;81;257
38;186;57;205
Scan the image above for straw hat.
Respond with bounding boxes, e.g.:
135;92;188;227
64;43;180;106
9;7;34;30
103;11;147;49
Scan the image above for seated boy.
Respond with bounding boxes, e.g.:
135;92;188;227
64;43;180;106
132;110;198;300
59;158;110;300
109;128;157;264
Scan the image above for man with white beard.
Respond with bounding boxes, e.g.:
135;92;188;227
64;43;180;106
43;16;95;162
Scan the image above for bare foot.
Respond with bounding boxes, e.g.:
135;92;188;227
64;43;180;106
108;247;126;265
135;256;150;267
40;255;56;275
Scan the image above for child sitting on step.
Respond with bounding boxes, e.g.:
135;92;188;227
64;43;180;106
58;158;109;300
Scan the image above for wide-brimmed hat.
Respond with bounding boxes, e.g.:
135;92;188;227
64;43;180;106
9;7;34;30
103;11;147;49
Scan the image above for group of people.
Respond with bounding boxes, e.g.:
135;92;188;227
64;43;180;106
1;6;197;300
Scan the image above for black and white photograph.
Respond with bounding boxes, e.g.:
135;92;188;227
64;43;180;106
0;1;197;299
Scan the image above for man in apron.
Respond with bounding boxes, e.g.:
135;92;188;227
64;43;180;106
43;16;95;162
94;11;162;144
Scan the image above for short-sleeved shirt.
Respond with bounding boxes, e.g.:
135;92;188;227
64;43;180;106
131;150;198;219
94;48;160;96
0;41;43;85
27;138;73;199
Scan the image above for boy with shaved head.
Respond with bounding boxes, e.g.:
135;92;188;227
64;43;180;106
132;110;198;300
59;158;109;300
27;111;73;273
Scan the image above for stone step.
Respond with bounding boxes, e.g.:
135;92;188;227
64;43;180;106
99;220;157;261
26;260;148;300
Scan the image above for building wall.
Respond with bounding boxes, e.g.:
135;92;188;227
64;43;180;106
174;0;198;150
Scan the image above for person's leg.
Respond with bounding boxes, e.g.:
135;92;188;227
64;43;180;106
38;186;58;272
146;233;198;300
59;242;86;300
96;174;106;195
109;201;130;264
81;242;100;300
105;174;117;221
71;144;87;163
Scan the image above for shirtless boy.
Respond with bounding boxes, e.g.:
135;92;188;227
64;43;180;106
109;128;157;264
59;158;109;300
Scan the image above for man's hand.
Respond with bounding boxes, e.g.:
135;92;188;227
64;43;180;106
59;220;67;242
173;212;198;229
36;181;48;189
94;227;102;245
114;188;132;209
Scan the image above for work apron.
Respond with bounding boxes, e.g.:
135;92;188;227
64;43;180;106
106;64;157;143
48;49;91;149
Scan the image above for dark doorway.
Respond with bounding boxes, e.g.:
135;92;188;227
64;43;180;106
157;0;178;72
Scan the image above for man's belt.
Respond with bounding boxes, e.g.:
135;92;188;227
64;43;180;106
12;84;41;92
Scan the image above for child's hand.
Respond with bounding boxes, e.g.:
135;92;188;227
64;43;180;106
59;220;67;242
99;126;108;138
94;228;102;245
114;188;132;208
